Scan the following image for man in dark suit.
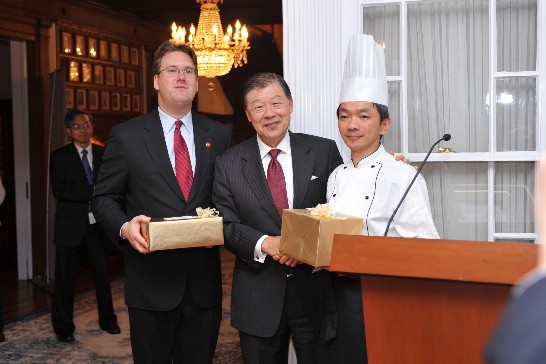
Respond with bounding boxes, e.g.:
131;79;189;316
91;41;233;364
0;175;5;342
484;157;546;364
50;109;120;343
212;73;343;364
484;274;546;364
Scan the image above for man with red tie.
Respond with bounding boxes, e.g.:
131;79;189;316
212;73;343;364
91;41;233;363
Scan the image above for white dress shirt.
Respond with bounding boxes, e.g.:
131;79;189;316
254;133;294;262
158;107;196;175
74;143;94;171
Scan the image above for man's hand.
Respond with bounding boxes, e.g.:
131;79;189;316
277;256;300;267
122;215;151;254
261;236;281;257
261;236;300;267
389;150;411;165
389;150;418;170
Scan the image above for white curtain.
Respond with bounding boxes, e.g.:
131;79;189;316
406;0;490;154
363;4;401;152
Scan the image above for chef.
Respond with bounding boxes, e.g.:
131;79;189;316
320;33;440;364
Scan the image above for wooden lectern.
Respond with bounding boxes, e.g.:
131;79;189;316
329;235;538;364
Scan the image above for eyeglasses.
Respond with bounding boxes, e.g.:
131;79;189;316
158;66;197;77
70;122;92;130
248;100;287;115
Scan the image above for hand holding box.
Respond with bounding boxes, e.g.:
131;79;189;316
280;204;363;267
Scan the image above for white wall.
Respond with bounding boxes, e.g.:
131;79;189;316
283;0;360;162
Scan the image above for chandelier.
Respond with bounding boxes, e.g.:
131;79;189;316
170;0;250;79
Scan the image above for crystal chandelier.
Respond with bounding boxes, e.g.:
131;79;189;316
170;0;250;79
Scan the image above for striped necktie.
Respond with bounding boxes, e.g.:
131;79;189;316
81;149;93;185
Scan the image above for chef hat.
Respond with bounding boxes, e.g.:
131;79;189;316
340;34;388;107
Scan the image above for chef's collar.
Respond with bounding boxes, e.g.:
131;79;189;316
353;144;386;169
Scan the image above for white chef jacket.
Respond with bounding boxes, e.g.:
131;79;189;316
327;144;439;238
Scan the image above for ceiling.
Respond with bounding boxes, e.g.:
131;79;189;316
88;0;283;29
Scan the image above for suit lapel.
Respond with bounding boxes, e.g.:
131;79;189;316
290;132;313;209
189;112;211;204
91;143;103;181
142;111;185;203
69;143;87;182
241;137;281;226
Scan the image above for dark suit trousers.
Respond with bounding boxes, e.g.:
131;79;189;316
128;282;221;364
51;224;116;335
318;275;367;364
0;287;3;330
239;267;327;364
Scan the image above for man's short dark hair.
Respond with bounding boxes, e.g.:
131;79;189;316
241;73;292;109
336;102;390;122
64;109;93;128
152;40;198;76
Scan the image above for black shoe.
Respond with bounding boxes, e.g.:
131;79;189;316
57;334;75;342
0;329;5;342
100;323;121;335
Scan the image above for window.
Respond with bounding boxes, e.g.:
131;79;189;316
362;0;541;242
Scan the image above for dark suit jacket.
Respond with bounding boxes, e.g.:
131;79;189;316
91;109;233;311
484;273;546;364
212;132;343;337
50;142;104;247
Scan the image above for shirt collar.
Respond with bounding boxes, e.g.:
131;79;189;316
354;144;386;168
158;107;193;134
74;143;92;155
257;132;292;160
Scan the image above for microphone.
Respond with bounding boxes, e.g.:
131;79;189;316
383;134;451;236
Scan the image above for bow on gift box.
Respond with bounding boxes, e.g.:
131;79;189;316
196;207;220;218
307;204;336;219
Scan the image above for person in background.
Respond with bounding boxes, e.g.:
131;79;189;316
0;175;5;342
50;109;120;343
212;72;343;364
484;157;546;364
91;41;234;364
320;34;439;364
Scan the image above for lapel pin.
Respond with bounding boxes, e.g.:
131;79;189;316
205;141;211;148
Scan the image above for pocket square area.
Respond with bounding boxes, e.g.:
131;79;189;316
311;175;318;180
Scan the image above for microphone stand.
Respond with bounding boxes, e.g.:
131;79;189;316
383;134;451;236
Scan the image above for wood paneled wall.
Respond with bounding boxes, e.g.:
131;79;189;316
0;0;167;277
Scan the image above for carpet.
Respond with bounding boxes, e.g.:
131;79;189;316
0;248;242;363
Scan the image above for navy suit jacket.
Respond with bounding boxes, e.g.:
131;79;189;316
212;132;343;337
484;273;546;364
50;142;104;247
91;109;233;311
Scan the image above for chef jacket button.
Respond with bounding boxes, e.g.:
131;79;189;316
365;196;369;199
333;194;336;197
343;166;347;169
371;165;375;168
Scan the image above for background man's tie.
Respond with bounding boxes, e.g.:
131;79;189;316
81;149;93;185
267;149;289;217
174;120;193;200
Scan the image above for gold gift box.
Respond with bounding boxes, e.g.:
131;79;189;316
280;209;363;267
141;216;224;251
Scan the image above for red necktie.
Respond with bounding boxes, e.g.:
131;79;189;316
267;149;289;217
174;120;193;200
